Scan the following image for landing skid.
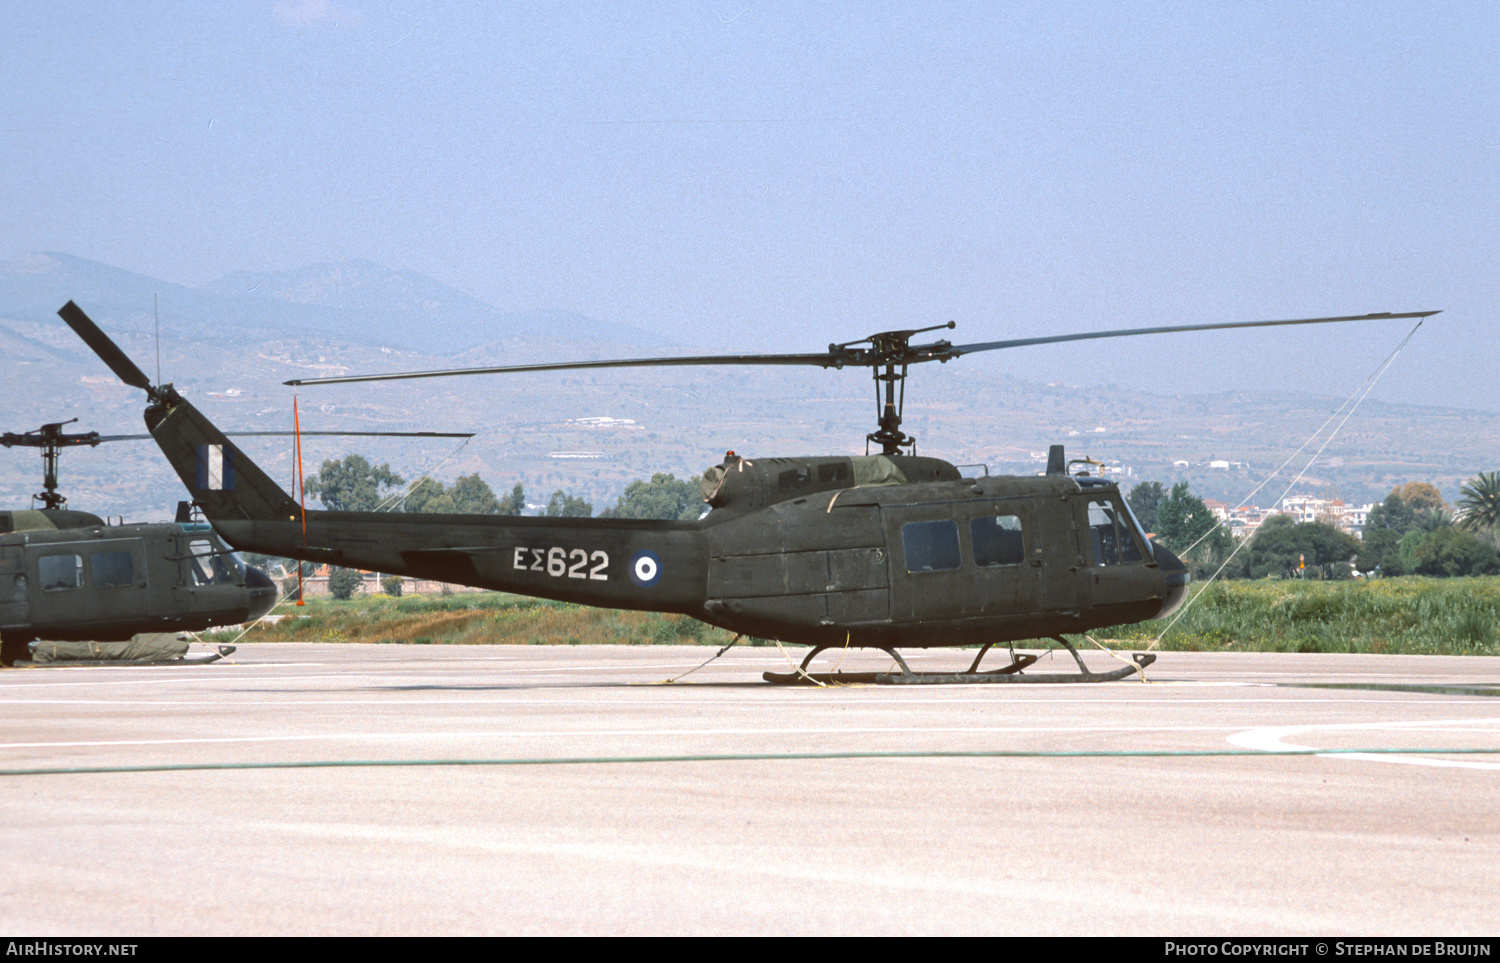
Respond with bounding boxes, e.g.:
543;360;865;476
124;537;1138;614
763;636;1154;685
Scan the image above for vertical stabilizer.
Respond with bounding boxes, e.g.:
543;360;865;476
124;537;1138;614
144;390;301;523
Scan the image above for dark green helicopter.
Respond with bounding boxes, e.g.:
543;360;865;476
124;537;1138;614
57;300;1437;683
0;419;276;666
0;415;472;667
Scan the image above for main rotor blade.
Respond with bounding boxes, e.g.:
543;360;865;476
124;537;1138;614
95;430;475;442
222;430;477;438
284;352;841;386
944;311;1441;359
57;301;154;392
284;309;1441;387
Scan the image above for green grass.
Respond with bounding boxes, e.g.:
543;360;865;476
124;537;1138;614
210;592;741;648
210;577;1500;657
1095;577;1500;656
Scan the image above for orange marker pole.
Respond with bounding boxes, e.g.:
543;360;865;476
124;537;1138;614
294;395;307;606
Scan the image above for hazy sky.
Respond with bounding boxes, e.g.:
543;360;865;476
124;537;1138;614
3;2;1495;408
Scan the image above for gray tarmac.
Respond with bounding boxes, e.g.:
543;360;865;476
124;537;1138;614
2;643;1498;936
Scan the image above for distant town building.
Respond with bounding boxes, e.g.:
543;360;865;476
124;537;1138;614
568;416;642;430
1276;496;1374;535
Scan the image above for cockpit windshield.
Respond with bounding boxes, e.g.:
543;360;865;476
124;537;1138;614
1086;499;1148;566
187;539;245;586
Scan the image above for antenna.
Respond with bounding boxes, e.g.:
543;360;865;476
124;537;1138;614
154;293;161;387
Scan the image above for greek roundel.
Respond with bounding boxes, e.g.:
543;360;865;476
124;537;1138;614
196;444;236;491
629;550;662;587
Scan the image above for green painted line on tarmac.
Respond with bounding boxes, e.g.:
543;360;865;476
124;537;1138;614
4;745;1499;777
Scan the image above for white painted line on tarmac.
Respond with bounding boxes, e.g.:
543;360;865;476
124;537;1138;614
1228;718;1500;770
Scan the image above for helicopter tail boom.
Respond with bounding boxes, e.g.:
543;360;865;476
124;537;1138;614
142;389;708;611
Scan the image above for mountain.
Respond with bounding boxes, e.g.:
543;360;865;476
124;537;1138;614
0;251;311;343
0;252;670;354
204;260;669;354
0;252;214;329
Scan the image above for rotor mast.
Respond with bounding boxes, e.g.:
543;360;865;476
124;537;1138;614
833;322;956;455
1;420;102;510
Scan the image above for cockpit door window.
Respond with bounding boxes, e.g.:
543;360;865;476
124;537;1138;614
1087;500;1146;566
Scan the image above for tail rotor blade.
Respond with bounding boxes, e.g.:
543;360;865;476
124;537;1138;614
57;301;154;392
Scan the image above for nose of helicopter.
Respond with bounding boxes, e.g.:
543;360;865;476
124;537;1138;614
245;565;278;621
1151;542;1191;620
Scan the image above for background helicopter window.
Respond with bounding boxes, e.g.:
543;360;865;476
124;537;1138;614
188;540;243;585
39;554;83;591
1087;500;1145;566
971;515;1025;566
902;520;961;573
89;550;134;588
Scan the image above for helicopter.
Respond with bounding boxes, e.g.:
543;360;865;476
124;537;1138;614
57;300;1438;683
0;415;472;667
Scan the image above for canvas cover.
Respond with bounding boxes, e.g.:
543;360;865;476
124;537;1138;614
28;633;192;663
850;455;908;488
699;465;727;502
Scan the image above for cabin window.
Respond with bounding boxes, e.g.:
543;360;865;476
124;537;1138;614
1087;500;1145;566
817;462;851;485
971;515;1025;567
902;520;961;573
778;467;812;493
90;551;134;588
11;574;24;602
39;554;83;592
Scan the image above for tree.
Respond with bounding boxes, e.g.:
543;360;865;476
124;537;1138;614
604;473;703;520
451;473;502;514
1155;483;1219;553
1248;517;1361;579
1395;482;1447;514
498;483;526;516
327;568;365;599
305;455;404;512
1152;482;1234;579
1358;490;1415;573
1126;481;1165;534
402;477;455;514
546;490;592;517
401;474;512;515
381;575;404;597
1458;471;1500;544
1359;485;1456;573
1398;526;1500;577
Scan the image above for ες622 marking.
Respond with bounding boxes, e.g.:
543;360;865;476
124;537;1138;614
513;547;609;581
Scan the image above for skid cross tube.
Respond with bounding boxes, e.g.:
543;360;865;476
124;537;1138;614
762;640;1147;685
